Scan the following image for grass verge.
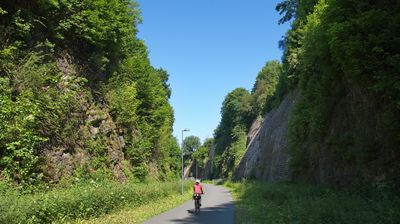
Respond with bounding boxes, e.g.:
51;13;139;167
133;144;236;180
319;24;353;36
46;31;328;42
225;181;400;224
0;179;192;224
75;188;192;224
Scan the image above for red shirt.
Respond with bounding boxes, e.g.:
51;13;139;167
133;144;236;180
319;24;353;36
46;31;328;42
194;184;203;194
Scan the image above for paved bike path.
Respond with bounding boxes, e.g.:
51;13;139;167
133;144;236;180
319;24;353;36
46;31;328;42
143;184;235;224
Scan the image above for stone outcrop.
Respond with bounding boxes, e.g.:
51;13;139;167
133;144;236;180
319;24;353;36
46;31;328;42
43;105;128;182
42;56;128;182
233;90;300;181
204;145;216;179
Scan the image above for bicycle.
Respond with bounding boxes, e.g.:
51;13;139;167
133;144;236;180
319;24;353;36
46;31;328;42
193;193;202;214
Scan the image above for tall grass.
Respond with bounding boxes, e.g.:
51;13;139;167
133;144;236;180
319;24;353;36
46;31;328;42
76;189;193;224
0;179;192;223
225;181;400;224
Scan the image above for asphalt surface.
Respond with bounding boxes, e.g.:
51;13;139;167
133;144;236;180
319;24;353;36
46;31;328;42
142;184;235;224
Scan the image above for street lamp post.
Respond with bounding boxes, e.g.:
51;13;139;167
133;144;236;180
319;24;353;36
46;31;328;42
181;129;189;195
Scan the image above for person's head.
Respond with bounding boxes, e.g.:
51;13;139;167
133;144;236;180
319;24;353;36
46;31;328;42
195;179;200;184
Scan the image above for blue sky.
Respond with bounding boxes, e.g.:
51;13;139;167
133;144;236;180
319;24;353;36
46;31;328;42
136;0;290;144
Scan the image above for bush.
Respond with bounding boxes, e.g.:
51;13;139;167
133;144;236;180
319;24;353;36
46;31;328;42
0;180;192;223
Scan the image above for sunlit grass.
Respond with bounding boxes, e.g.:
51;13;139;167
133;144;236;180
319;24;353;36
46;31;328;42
0;179;193;224
225;181;400;224
75;190;192;224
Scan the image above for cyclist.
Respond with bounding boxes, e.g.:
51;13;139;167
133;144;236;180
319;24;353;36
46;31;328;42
193;179;204;206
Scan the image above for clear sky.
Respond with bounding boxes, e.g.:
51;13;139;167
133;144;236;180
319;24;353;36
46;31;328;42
136;0;290;144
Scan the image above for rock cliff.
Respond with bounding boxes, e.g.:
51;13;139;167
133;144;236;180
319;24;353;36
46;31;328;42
233;90;300;181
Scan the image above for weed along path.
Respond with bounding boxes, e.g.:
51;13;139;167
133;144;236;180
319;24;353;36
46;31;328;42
143;184;235;224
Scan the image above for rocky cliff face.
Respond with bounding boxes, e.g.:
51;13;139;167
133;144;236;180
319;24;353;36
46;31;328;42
303;85;400;186
41;57;128;182
233;90;300;181
205;145;216;179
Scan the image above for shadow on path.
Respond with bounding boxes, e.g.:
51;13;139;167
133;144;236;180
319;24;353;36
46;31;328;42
143;184;235;224
169;202;235;224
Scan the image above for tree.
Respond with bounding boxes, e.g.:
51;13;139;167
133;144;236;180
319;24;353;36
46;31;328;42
192;138;213;168
276;0;298;24
211;88;252;178
214;88;252;154
250;60;282;116
183;135;201;157
0;0;180;185
282;0;400;185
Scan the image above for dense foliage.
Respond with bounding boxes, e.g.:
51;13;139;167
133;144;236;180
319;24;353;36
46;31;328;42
210;60;282;178
210;88;250;178
192;138;213;171
250;60;282;117
182;135;201;158
0;0;180;188
210;0;400;188
280;0;400;186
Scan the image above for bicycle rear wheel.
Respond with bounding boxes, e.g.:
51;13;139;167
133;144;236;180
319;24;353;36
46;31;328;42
194;199;200;214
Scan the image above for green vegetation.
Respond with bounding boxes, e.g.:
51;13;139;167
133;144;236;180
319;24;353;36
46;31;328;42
211;88;251;178
226;181;400;224
2;0;400;221
278;0;400;185
182;135;201;161
0;50;87;188
76;187;192;224
0;0;184;221
180;137;214;179
208;0;400;221
210;60;282;179
0;179;192;224
192;138;213;172
0;0;180;189
250;60;282;117
211;0;400;188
